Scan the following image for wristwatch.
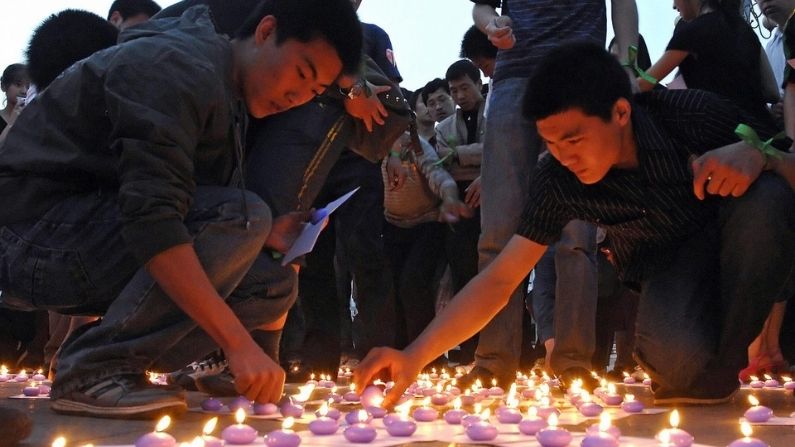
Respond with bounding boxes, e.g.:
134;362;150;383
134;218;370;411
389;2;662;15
342;79;370;99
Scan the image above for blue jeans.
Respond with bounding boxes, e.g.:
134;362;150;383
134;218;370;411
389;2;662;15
0;187;297;395
635;174;795;395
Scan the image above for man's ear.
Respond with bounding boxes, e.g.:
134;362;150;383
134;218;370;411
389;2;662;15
613;97;632;126
254;15;277;45
109;11;123;28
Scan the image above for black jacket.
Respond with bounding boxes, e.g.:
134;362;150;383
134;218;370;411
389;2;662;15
0;7;242;263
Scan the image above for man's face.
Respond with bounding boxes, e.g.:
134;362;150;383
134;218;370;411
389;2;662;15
536;102;630;185
425;88;455;122
471;56;495;78
758;0;795;27
109;11;151;31
448;76;483;112
414;94;435;127
237;16;342;118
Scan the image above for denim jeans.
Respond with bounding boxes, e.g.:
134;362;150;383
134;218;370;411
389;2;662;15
0;187;297;395
476;77;540;375
635;174;795;396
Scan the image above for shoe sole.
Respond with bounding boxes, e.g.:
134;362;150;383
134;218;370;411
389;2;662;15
653;388;738;406
51;398;187;419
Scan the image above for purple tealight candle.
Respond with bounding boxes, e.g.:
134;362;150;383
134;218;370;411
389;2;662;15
522;388;536;400
366;406;386;419
345;410;373;425
763;375;780;388
229;396;252;413
385;417;417;437
536;414;572;447
412;404;439;422
329;387;343;403
253;402;279;416
581;431;618;447
201;418;223;447
587;413;621;440
656;411;694;447
783;377;795;390
466;420;498;442
135;416;177;447
748;376;764;389
744;396;773;423
600;384;623;406
518;407;547;435
306;373;318;387
536;400;561;420
343;423;377;443
360;385;385;407
222;409;259;445
489;379;505;397
38;384;51;396
32;370;47;382
265;418;301;447
280;401;304;418
622;372;636;385
315;403;341;420
343;383;360;402
460;390;479;406
497;406;522;424
620;394;644;413
728;422;769;447
201;397;224;412
578;394;603;417
22;383;40;397
431;392;449;406
14;370;28;382
310;403;339;435
642;373;652;386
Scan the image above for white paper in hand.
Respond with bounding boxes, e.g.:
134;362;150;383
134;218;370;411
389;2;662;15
281;187;360;265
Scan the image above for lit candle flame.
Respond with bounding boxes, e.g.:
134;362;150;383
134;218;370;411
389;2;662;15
764;374;773;381
431;368;437;374
491;378;497;387
372;396;384;408
600;378;607;387
475;379;482;389
741;421;753;438
527;407;538;418
750;375;759;382
659;429;671;444
349;383;356;393
581;392;591;403
643;373;650;380
156;415;171;432
748;395;760;407
783;376;792;383
235;408;246;425
548;413;559;427
453;397;462;410
202;417;217;435
507;396;519;409
480;408;491;421
540;383;550;395
318;402;329;417
397;402;411;419
52;437;66;447
599;413;612;432
591;371;600;379
436;383;442;393
474;403;482;415
331;386;338;393
508;383;517;398
623;372;630;378
670;410;680;429
607;383;617;394
422;397;431;407
295;383;316;401
451;378;457;387
445;384;452;392
310;373;315;380
191;436;205;447
625;394;635;402
283;417;295;430
357;410;368;423
541;396;551;407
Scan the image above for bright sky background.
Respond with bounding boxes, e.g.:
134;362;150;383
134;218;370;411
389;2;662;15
0;1;772;92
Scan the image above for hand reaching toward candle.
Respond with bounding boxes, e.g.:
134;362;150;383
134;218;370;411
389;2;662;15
353;347;421;409
691;142;766;200
344;81;392;132
264;211;311;253
226;340;286;404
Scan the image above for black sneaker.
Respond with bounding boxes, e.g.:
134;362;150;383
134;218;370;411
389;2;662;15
168;353;228;391
559;367;600;393
653;386;739;406
51;375;186;419
195;370;237;397
0;406;32;446
456;365;514;390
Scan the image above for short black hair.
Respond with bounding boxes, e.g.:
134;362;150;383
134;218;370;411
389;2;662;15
421;78;450;105
445;59;480;84
235;0;362;75
107;0;161;21
409;88;423;111
1;64;28;91
460;25;497;60
27;9;119;89
523;41;631;122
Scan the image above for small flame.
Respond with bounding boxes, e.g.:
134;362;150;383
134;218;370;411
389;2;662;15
431;368;437;374
591;371;600;379
764;374;773;381
451;378;457;387
508;383;517;398
235;408;246;425
540;383;551;395
670;410;680;429
349;383;356;393
474;403;482;415
625;394;635;402
202;417;217;435
156;415;171;432
0;365;7;375
396;400;412;418
644;373;650;380
436;383;443;393
422;397;431;407
283;417;295;430
491;378;497;387
318;402;329;417
527;406;538;418
607;383;617;394
332;386;338;393
741;421;753;437
748;395;760;407
372;396;384;408
464;389;471;396
52;437;66;447
541;396;551;407
453;397;462;410
783;376;792;383
581;392;591;403
480;408;491;421
191;437;205;447
445;384;452;392
600;378;608;387
475;379;482;389
548;413;559;427
507;396;519;409
659;429;671;444
599;413;612;432
357;410;368;423
623;372;630;378
750;375;759;382
310;373;315;380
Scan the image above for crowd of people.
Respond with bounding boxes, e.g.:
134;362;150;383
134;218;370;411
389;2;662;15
0;0;794;430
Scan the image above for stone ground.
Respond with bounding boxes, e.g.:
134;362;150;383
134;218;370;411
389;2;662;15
2;381;794;446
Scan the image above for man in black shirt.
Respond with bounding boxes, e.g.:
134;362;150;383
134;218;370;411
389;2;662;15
355;42;795;405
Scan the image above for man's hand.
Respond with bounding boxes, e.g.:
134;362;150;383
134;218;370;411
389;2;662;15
265;211;310;253
692;142;766;200
354;347;421;409
344;81;392;132
465;176;482;208
226;339;286;403
439;196;473;224
485;15;515;49
386;155;408;191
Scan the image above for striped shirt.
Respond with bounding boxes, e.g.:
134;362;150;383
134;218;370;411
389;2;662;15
471;0;606;83
517;89;786;282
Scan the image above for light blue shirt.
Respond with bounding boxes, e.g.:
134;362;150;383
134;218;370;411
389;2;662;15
765;28;786;96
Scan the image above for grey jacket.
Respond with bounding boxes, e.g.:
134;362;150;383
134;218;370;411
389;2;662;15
434;100;486;182
0;7;241;263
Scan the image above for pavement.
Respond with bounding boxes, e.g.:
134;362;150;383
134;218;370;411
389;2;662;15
1;381;794;446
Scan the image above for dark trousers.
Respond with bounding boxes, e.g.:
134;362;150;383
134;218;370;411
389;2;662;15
0;187;297;395
384;221;445;349
635;174;795;395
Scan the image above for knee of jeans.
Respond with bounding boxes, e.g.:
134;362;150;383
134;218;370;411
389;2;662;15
557;221;597;253
730;174;795;228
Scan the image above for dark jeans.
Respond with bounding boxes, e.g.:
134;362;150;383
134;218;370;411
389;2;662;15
299;154;396;374
0;187;297;395
635;174;795;396
384;221;445;349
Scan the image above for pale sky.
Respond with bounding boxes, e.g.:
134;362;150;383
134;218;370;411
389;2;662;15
0;1;771;92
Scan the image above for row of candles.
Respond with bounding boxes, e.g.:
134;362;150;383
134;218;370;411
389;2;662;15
0;365;47;382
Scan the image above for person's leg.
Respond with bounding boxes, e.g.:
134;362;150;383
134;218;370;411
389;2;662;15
531;246;557;373
400;222;445;348
549;220;599;375
475;77;539;379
